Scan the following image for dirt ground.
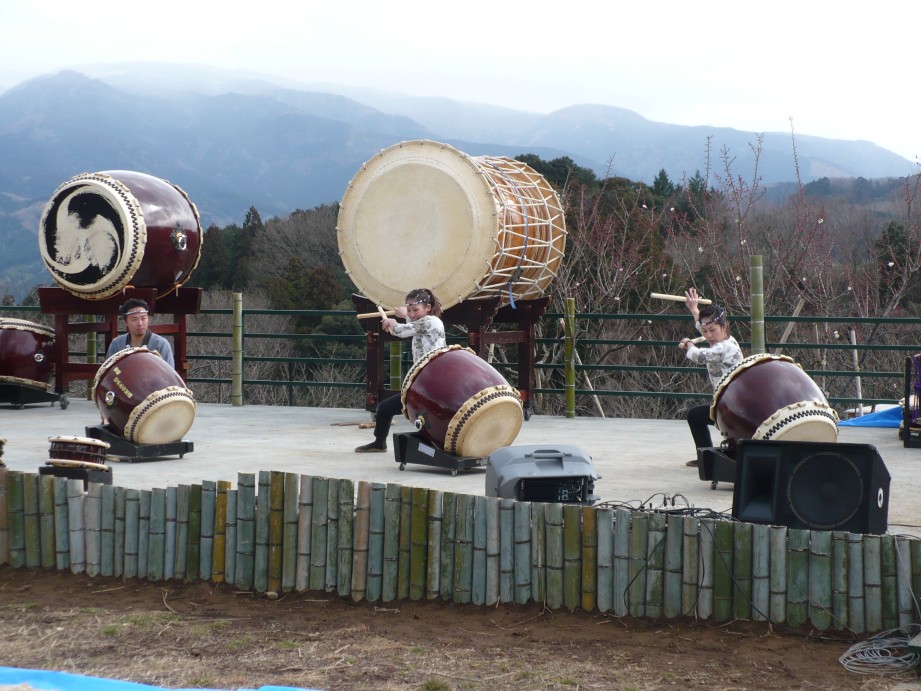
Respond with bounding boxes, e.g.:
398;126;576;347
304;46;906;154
0;566;916;691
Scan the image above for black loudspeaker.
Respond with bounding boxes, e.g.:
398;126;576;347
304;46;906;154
731;440;890;535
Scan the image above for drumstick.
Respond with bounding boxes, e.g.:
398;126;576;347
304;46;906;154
356;309;396;320
650;292;713;305
377;305;389;321
691;336;707;344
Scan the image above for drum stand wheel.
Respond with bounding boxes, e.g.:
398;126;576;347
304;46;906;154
393;432;486;475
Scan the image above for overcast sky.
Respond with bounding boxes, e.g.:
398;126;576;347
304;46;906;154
2;1;918;162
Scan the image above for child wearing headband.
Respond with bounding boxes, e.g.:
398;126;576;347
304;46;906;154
355;288;446;453
678;287;742;467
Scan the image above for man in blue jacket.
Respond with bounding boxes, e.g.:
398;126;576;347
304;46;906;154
105;298;175;369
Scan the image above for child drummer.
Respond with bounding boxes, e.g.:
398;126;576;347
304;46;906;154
677;288;742;467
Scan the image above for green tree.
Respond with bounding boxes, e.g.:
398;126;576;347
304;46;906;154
232;207;265;291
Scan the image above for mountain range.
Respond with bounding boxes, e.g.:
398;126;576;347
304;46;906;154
1;62;916;299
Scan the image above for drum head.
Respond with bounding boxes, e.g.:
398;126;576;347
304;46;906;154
125;386;196;445
446;385;523;458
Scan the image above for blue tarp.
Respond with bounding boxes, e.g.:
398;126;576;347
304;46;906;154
838;406;903;428
0;668;319;691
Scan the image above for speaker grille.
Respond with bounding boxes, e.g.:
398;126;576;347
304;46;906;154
787;452;863;530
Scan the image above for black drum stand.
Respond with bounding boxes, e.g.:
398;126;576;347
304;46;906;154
697;446;737;490
85;423;194;462
0;382;68;409
392;432;486;476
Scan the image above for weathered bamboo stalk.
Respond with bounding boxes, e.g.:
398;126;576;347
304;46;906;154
644;512;666;618
426;490;443;601
0;470;9;564
581;505;597;613
831;531;848;630
397;486;412;600
880;535;898;630
711;520;734;621
175;484;190;580
224;489;237;585
6;472;24;568
411;487;430;602
471;495;488;606
164;486;177;580
847;533;865;634
308;476;329;592
39;475;56;570
613;509;631;617
137;490;151;579
545;503;564;610
83;482;102;577
808;530;832;630
23;473;40;568
561;504;581;611
769;526;787;624
439;492;457;602
295;476;313;592
484;496;501;606
254;471;271;593
99;484;115;576
67;478;85;574
186;484;203;579
863;535;882;632
267;471;284;594
596;508;614;613
337;479;354;597
663;515;682;619
513;501;531;605
697;519;715;619
785;529;810;628
531;501;546;605
147;488;166;582
627;512;648;618
453;494;474;604
112;486;124;576
750;524;770;622
366;482;385;602
324;478;340;592
281;473;299;592
895;536;914;627
235;473;257;590
680;516;699;617
200;480;216;581
212;480;230;583
497;498;513;604
732;522;753;621
382;483;401;602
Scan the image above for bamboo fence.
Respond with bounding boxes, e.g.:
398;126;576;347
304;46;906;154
1;468;918;633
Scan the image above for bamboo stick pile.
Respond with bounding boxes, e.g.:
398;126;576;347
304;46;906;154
0;468;918;633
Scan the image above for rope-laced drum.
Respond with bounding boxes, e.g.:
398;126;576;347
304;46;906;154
48;436;111;465
39;170;202;300
711;353;839;455
0;318;56;391
337;140;566;311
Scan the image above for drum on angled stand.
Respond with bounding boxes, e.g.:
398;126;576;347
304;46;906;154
0;317;64;407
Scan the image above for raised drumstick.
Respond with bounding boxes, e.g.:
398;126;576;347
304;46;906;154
691;336;707;344
650;292;713;305
356;308;396;320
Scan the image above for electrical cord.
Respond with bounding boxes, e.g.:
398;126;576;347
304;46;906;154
839;624;921;674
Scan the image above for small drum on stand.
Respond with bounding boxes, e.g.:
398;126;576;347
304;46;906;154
711;353;839;456
39;170;203;300
401;345;523;458
48;436;111;465
0;318;55;391
338;140;566;310
92;347;195;445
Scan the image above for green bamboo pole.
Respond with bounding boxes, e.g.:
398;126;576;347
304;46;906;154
713;520;735;622
282;473;299;592
750;254;765;354
232;292;243;406
864;535;882;632
751;524;770;622
895;536;914;628
99;484;115;576
663;515;682;619
367;482;385;602
325;478;341;593
147;488;166;582
212;480;230;584
308;476;329;592
235;473;256;590
352;481;371;602
732;522;753;621
267;471;285;594
54;478;70;571
84;483;103;577
137;490;151;579
847;533;865;634
561;504;580;611
0;470;8;564
224;489;237;585
453;494;474;604
175;484;190;580
382;483;401;602
254;471;271;593
531;501;546;605
545;503;564;610
498;498;514;604
337;479;354;597
6;472;24;568
295;476;313;591
164;486;177;580
596;508;614;613
880;535;898;630
910;540;921;625
564;297;576;418
411;486;430;602
67;478;85;574
808;530;832;630
472;495;487;606
23;473;41;568
681;517;700;617
113;486;124;577
628;511;648;618
831;531;848;631
785;528;810;628
581;505;597;613
439;491;456;602
484;496;501;606
644;512;666;619
200;480;216;582
39;475;57;570
697;519;715;619
613;509;631;617
397;485;411;600
186;484;202;580
769;525;787;624
513;501;531;605
426;490;443;601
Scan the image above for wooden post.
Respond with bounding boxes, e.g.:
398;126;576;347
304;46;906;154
750;255;765;354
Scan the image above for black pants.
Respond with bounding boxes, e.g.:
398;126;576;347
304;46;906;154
686;403;715;450
373;394;403;444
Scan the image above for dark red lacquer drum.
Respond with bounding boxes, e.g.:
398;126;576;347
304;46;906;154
39;170;202;300
0;318;56;391
711;353;839;455
93;347;195;444
401;345;523;457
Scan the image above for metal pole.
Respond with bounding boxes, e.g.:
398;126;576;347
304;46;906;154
749;255;765;354
564;297;576;418
232;292;243;406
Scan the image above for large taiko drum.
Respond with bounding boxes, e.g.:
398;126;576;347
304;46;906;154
93;347;195;444
0;318;56;391
401;345;523;457
711;353;839;455
39;170;202;300
337;140;566;311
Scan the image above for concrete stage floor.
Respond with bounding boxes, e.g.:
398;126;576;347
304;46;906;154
1;398;918;539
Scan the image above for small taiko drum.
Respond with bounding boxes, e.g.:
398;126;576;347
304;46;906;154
711;353;839;455
401;345;523;457
337;140;567;311
48;436;111;465
93;347;195;444
39;170;202;300
0;318;56;391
